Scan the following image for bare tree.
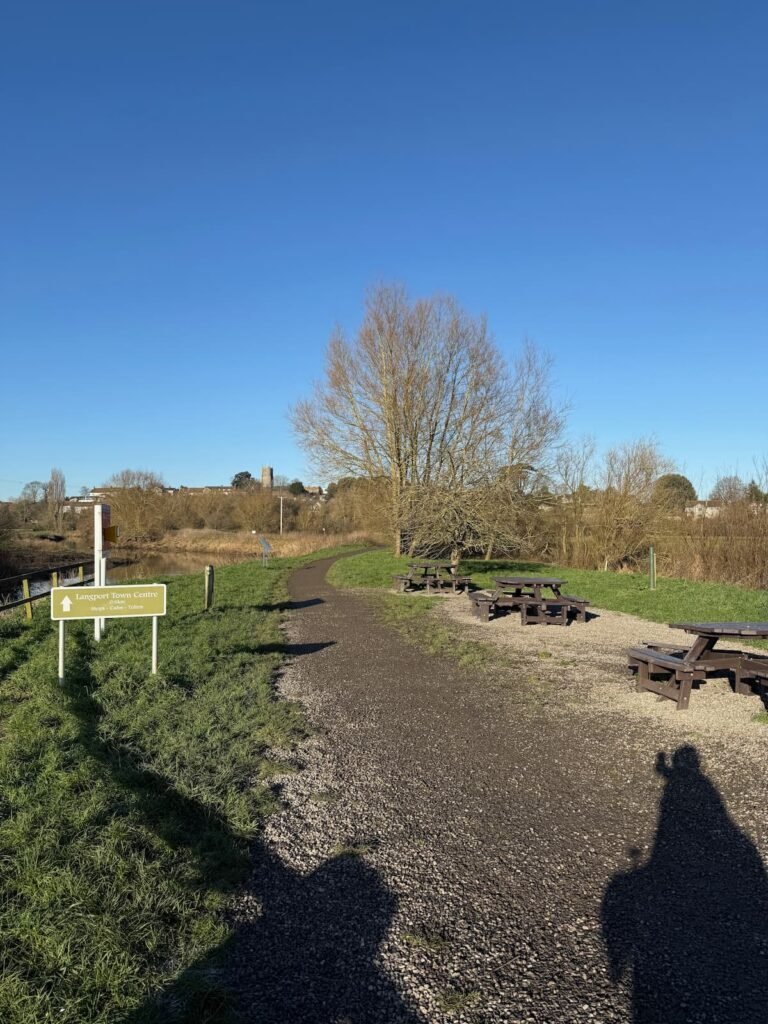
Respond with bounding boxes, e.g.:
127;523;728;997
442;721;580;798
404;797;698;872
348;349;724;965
105;469;164;491
550;437;597;565
45;468;66;531
709;475;747;504
591;440;672;570
292;285;563;555
16;480;46;525
102;469;165;542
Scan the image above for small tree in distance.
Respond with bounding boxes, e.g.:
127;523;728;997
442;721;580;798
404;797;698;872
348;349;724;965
288;480;306;496
710;475;746;504
45;468;66;531
231;471;255;490
654;473;697;510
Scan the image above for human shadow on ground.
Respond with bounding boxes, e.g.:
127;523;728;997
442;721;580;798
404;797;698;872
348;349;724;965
63;629;417;1024
227;843;424;1024
602;744;768;1024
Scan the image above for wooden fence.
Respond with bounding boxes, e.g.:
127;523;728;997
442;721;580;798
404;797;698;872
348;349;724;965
0;560;95;618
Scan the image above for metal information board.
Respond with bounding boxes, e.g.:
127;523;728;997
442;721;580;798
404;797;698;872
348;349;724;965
51;583;167;684
51;584;166;621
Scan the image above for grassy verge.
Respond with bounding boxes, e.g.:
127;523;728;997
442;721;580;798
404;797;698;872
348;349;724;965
328;550;768;625
0;548;352;1024
373;593;497;669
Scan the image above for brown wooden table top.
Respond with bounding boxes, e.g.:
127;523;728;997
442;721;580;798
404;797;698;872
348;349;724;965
408;560;453;568
669;622;768;637
493;576;566;587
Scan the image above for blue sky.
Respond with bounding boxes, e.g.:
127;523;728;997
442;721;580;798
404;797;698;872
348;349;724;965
1;0;766;500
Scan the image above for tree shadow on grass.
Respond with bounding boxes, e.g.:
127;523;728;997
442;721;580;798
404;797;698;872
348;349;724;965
64;628;418;1024
602;745;768;1023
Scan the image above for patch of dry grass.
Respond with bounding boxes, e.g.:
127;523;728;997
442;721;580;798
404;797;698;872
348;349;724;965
119;529;377;557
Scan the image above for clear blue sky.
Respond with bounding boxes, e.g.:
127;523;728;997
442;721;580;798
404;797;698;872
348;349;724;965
2;0;766;500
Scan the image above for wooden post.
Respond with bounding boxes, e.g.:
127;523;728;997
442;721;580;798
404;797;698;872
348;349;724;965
78;564;84;583
22;578;32;619
649;545;657;591
51;571;59;589
204;565;214;610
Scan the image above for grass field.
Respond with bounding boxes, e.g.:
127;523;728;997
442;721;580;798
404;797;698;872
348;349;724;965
328;550;768;625
0;549;351;1024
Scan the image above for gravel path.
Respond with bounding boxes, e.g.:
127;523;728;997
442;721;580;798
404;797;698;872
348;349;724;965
230;559;768;1024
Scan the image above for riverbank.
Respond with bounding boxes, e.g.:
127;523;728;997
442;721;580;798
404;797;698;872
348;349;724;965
0;528;377;581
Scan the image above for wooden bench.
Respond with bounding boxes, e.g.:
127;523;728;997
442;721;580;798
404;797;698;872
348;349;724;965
425;575;472;594
627;646;707;710
559;595;591;622
643;641;764;695
392;575;412;593
469;591;496;621
744;656;768;689
519;596;591;626
520;597;567;626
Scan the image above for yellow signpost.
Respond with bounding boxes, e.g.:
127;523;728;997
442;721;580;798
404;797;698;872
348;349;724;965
51;584;166;684
51;585;166;621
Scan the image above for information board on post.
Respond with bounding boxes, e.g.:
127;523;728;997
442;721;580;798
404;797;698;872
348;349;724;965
51;584;166;621
51;584;166;684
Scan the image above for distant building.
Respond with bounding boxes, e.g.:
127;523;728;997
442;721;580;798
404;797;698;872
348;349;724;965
261;466;274;490
178;485;231;495
305;485;324;496
685;500;723;519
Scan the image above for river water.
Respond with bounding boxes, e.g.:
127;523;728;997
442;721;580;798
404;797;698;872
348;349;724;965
108;551;250;582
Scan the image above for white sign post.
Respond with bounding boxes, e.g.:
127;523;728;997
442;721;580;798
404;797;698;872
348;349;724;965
52;584;166;685
93;504;109;641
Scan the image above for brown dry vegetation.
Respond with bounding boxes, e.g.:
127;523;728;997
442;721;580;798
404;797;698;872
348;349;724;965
132;528;377;558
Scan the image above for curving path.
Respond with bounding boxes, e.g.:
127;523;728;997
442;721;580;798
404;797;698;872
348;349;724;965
230;556;768;1024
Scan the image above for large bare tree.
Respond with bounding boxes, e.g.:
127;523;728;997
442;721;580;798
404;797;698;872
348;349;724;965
292;285;565;555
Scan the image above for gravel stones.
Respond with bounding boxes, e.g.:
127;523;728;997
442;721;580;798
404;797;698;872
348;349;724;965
228;561;768;1023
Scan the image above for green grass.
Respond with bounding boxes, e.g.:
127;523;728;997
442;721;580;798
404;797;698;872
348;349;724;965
0;548;353;1024
401;927;449;952
436;989;480;1013
329;550;768;626
374;593;496;668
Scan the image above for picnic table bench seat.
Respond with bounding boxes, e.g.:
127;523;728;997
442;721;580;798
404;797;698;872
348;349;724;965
392;574;412;592
520;598;569;626
626;646;707;710
425;574;472;594
558;595;591;622
642;641;768;695
469;591;496;621
519;595;592;626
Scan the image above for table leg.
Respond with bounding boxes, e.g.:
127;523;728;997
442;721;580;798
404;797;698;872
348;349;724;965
683;635;717;663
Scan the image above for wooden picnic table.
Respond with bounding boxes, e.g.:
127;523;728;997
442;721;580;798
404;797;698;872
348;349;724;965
470;575;591;624
393;560;471;594
407;560;455;580
629;622;768;709
670;622;768;688
492;576;566;599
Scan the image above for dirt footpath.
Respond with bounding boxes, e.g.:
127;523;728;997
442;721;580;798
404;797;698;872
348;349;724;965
230;558;768;1024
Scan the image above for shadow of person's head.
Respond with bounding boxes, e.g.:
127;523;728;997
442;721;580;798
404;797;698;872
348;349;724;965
655;743;700;778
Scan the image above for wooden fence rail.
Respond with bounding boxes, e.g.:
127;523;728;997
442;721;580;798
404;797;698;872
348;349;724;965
0;561;95;619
